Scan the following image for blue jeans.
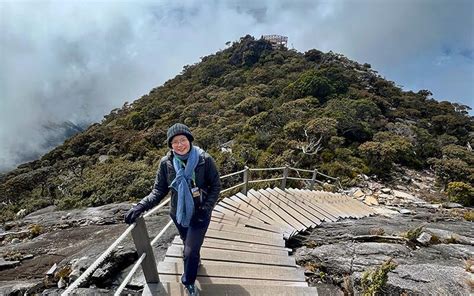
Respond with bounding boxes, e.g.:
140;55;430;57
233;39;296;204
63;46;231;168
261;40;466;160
171;214;211;285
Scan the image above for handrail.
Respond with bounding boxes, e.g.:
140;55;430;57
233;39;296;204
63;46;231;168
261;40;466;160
287;177;313;181
150;220;174;246
64;164;342;294
249;167;286;171
317;171;338;180
220;182;246;194
248;177;284;183
288;167;314;173
220;169;246;179
143;197;171;218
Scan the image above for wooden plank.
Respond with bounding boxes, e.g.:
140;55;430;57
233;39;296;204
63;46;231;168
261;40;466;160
237;192;295;228
262;188;318;228
305;191;347;219
202;237;291;251
219;198;286;229
284;188;338;222
158;275;310;287
156;281;319;295
205;229;285;247
163;256;298;271
211;212;284;234
248;190;306;232
214;203;267;223
157;261;306;282
166;245;296;267
234;193;296;235
208;221;283;239
271;188;323;226
172;236;289;256
259;188;314;228
295;189;340;221
312;191;350;218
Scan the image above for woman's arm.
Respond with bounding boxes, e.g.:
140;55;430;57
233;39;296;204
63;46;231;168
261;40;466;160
139;158;170;210
202;154;221;214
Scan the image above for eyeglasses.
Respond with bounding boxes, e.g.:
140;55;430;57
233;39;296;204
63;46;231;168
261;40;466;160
171;137;189;146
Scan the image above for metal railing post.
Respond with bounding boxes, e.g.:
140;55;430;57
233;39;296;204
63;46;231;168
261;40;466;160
281;165;289;190
130;217;159;283
310;169;318;190
242;166;249;195
336;177;343;191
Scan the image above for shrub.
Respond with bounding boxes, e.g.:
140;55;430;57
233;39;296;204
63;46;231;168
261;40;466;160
29;224;43;238
429;158;473;187
403;225;424;242
361;259;397;296
464;211;474;222
447;182;474;206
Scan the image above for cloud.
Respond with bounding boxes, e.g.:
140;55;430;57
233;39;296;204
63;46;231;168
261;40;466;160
1;0;473;171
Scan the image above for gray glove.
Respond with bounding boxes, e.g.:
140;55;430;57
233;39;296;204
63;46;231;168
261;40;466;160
124;203;145;224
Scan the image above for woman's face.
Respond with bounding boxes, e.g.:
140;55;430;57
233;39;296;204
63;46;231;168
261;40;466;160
171;135;191;155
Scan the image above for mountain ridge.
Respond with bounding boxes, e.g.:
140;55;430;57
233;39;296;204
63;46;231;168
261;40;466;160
0;35;472;222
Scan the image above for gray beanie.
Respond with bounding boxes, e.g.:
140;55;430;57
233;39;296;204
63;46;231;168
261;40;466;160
167;123;194;148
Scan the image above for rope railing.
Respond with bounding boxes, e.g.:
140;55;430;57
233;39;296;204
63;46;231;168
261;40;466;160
114;253;146;296
220;182;246;194
151;220;174;246
63;164;342;295
287;177;313;182
248;177;284;184
288;167;313;173
220;169;246;179
249;166;286;171
62;224;137;295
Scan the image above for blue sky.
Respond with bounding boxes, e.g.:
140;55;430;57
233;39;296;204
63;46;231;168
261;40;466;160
0;0;473;171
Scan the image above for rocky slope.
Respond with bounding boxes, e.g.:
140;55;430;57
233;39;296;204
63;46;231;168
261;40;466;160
1;170;473;295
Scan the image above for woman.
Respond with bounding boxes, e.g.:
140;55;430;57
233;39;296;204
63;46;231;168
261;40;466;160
125;123;220;296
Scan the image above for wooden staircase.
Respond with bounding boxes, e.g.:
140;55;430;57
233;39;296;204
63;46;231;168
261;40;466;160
144;188;375;295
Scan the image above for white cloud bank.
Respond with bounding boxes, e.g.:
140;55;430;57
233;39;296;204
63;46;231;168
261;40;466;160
0;0;472;171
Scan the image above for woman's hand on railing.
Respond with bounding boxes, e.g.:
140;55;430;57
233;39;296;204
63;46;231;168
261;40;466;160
124;203;145;224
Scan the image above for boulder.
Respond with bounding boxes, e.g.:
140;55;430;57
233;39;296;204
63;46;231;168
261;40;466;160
353;189;365;198
381;188;391;194
16;209;27;218
443;202;463;209
392;190;416;200
0;258;20;270
98;155;109;163
91;247;137;287
364;196;379;206
416;232;432;245
69;256;90;282
57;277;66;289
0;280;43;295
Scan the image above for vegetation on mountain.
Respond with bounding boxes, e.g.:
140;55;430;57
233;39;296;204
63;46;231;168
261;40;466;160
1;35;472;222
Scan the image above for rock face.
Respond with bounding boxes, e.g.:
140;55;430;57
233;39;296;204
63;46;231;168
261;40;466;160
293;206;474;295
0;202;176;295
385;264;470;295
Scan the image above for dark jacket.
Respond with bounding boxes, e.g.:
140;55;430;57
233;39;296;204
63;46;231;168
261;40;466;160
138;150;221;222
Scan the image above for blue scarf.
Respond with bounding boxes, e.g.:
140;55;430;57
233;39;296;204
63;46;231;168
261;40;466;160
171;146;202;227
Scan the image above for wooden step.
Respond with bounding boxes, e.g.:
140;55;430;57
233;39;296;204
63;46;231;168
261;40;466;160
157;261;305;282
204;229;285;247
172;236;290;256
143;282;318;295
165;244;296;267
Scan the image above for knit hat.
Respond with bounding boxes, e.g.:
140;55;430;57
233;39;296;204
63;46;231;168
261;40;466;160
167;123;194;148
